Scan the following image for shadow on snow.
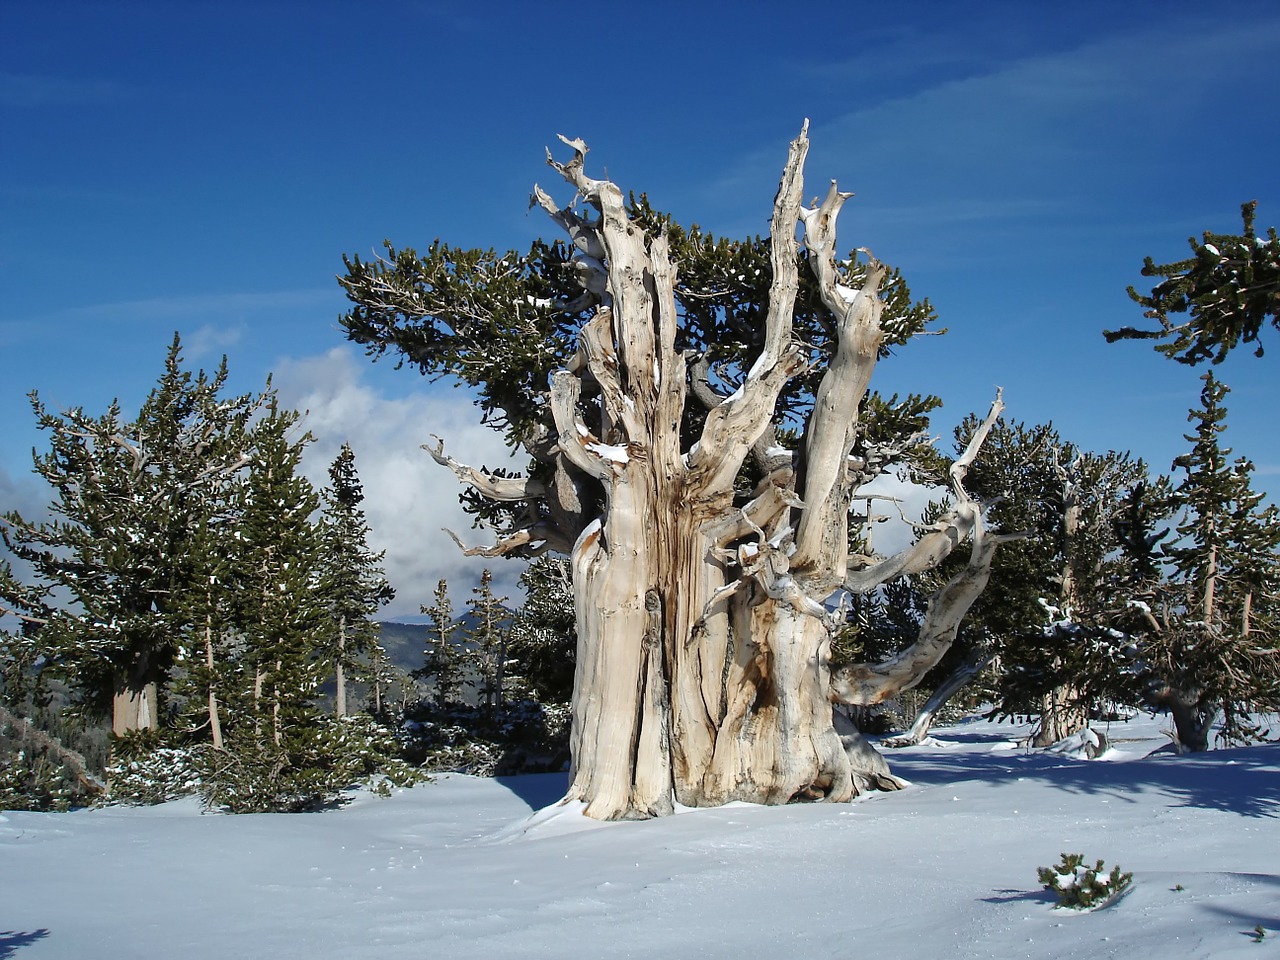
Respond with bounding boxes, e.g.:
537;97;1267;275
0;929;50;959
885;734;1280;819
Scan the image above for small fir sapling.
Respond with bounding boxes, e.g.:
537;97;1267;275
1037;853;1133;909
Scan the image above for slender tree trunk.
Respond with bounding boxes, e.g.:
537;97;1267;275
253;665;264;739
884;647;995;748
1168;697;1219;753
272;659;282;748
1034;455;1091;748
204;613;223;751
335;615;348;719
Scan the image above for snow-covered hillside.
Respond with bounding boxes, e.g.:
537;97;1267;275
3;715;1276;960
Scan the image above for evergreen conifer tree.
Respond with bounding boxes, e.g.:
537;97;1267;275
506;555;576;705
1134;373;1280;748
231;401;325;750
0;334;268;736
464;569;509;716
414;579;465;707
316;443;395;718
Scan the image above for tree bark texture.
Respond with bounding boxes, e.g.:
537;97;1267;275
112;666;158;737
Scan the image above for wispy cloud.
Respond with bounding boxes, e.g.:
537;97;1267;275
0;73;130;108
6;288;337;330
184;321;247;362
705;14;1280;237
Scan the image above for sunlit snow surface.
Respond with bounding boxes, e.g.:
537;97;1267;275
3;715;1277;959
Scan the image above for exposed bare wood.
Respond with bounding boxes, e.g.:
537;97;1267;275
423;435;545;501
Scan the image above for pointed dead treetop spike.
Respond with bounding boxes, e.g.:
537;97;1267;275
557;134;589;156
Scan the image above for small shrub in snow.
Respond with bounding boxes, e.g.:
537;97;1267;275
401;699;570;776
107;730;202;805
199;714;426;814
0;747;76;811
1037;853;1133;909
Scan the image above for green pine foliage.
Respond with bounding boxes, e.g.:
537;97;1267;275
316;443;396;717
1108;201;1280;364
506;555;576;705
1116;373;1280;749
1;336;422;811
0;746;75;811
1038;853;1133;910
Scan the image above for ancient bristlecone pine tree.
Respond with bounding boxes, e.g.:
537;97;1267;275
340;123;1009;819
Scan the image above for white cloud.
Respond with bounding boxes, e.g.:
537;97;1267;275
273;347;526;618
184;322;247;362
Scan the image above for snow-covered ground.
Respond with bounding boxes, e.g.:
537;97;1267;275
3;714;1277;960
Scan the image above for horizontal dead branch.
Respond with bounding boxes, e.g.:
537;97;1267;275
423;436;544;501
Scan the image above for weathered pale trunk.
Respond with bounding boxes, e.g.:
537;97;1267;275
335;615;348;719
1033;682;1090;747
884;647;994;748
565;480;673;819
204;613;224;750
703;595;853;804
112;667;158;736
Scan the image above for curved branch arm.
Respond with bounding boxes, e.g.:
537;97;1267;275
844;505;977;595
576;309;641;440
704;468;800;548
789;180;889;576
688;121;811;490
949;387;1004;497
547;136;656;395
800;180;862;321
423;435;545;501
530;184;606;260
549;371;613;481
844;389;1005;594
833;517;1025;706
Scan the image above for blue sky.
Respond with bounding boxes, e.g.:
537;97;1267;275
3;1;1278;614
